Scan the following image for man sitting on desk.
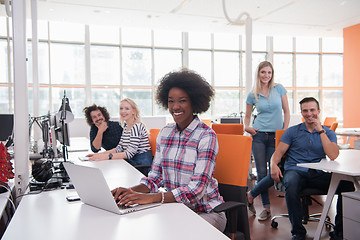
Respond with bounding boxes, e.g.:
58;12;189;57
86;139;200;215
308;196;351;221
83;104;123;153
270;97;354;240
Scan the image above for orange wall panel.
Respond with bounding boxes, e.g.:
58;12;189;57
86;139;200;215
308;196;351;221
343;24;360;128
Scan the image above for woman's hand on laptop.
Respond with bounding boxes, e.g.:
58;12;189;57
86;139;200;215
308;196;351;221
112;187;159;207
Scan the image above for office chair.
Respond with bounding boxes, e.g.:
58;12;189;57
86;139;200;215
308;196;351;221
323;117;337;128
133;128;160;176
213;134;252;240
270;130;334;229
200;119;212;127
330;122;338;132
149;128;161;157
212;123;244;135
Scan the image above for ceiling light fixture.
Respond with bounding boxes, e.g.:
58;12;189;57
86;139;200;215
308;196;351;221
222;0;250;26
222;0;253;101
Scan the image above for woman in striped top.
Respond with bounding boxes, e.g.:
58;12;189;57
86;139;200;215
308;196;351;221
87;98;152;167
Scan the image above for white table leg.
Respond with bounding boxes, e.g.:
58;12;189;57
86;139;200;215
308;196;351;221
313;174;359;240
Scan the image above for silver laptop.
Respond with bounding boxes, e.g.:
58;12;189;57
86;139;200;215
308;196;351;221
63;162;161;215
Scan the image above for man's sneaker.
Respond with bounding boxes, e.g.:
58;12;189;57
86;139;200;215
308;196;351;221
258;209;271;221
247;194;256;216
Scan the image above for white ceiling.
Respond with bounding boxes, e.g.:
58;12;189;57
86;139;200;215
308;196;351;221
2;0;360;37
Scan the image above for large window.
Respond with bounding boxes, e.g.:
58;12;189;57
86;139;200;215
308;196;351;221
0;17;344;123
90;45;120;85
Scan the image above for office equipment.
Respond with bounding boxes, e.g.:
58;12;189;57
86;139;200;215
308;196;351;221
49;126;58;158
330;122;338;132
297;150;360;240
78;156;89;161
213;134;252;240
53;91;73;162
323;117;337;128
0;114;13;142
63;162;160;215
212;123;244;135
0;114;13;147
53;115;70;147
55;91;74;124
66;195;80;202
271;129;334;229
342;191;360;240
149;128;160;157
220;117;242;124
0;181;14;238
200;119;212;126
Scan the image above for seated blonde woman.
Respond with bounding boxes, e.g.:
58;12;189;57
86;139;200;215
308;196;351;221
87;98;152;167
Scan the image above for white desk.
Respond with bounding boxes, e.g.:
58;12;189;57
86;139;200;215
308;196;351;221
2;159;229;240
297;150;360;240
336;128;360;144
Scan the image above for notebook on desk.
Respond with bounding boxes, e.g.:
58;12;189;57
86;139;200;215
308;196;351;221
63;162;161;215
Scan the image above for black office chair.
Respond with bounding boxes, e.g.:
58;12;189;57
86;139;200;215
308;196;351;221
213;134;252;240
271;185;334;229
270;130;334;229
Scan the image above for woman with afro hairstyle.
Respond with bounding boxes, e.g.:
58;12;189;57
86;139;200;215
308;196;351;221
112;69;226;232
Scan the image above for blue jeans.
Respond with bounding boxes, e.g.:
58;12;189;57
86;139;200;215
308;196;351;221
283;169;354;236
249;132;275;208
126;150;153;166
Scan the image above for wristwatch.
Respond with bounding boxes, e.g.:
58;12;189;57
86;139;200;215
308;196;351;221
108;153;113;160
318;129;326;135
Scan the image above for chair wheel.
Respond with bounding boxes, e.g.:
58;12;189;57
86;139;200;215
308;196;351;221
271;221;278;228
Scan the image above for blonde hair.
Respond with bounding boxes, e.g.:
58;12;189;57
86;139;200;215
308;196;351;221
119;98;141;126
253;61;276;102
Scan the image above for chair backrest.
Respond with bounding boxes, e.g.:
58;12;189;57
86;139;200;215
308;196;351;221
149;129;160;156
212;123;244;135
275;129;286;149
330;122;338;132
275;129;287;192
201;119;212;127
214;134;252;240
214;134;252;187
323;117;337;128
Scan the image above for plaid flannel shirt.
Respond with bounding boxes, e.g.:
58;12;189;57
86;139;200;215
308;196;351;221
140;116;223;213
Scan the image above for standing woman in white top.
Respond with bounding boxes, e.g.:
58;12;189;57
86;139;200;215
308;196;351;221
245;61;290;221
87;98;152;167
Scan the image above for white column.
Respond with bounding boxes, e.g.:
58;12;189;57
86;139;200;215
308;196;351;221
244;16;252;98
31;0;41;148
12;0;30;198
84;25;91;106
182;32;189;68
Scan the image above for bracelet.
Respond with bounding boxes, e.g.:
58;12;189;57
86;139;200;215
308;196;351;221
160;192;164;204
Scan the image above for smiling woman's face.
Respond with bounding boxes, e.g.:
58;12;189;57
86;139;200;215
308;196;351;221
119;101;135;123
168;87;194;131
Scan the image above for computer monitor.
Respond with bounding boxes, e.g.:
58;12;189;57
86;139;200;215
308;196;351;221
52;115;70;147
0;114;14;142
